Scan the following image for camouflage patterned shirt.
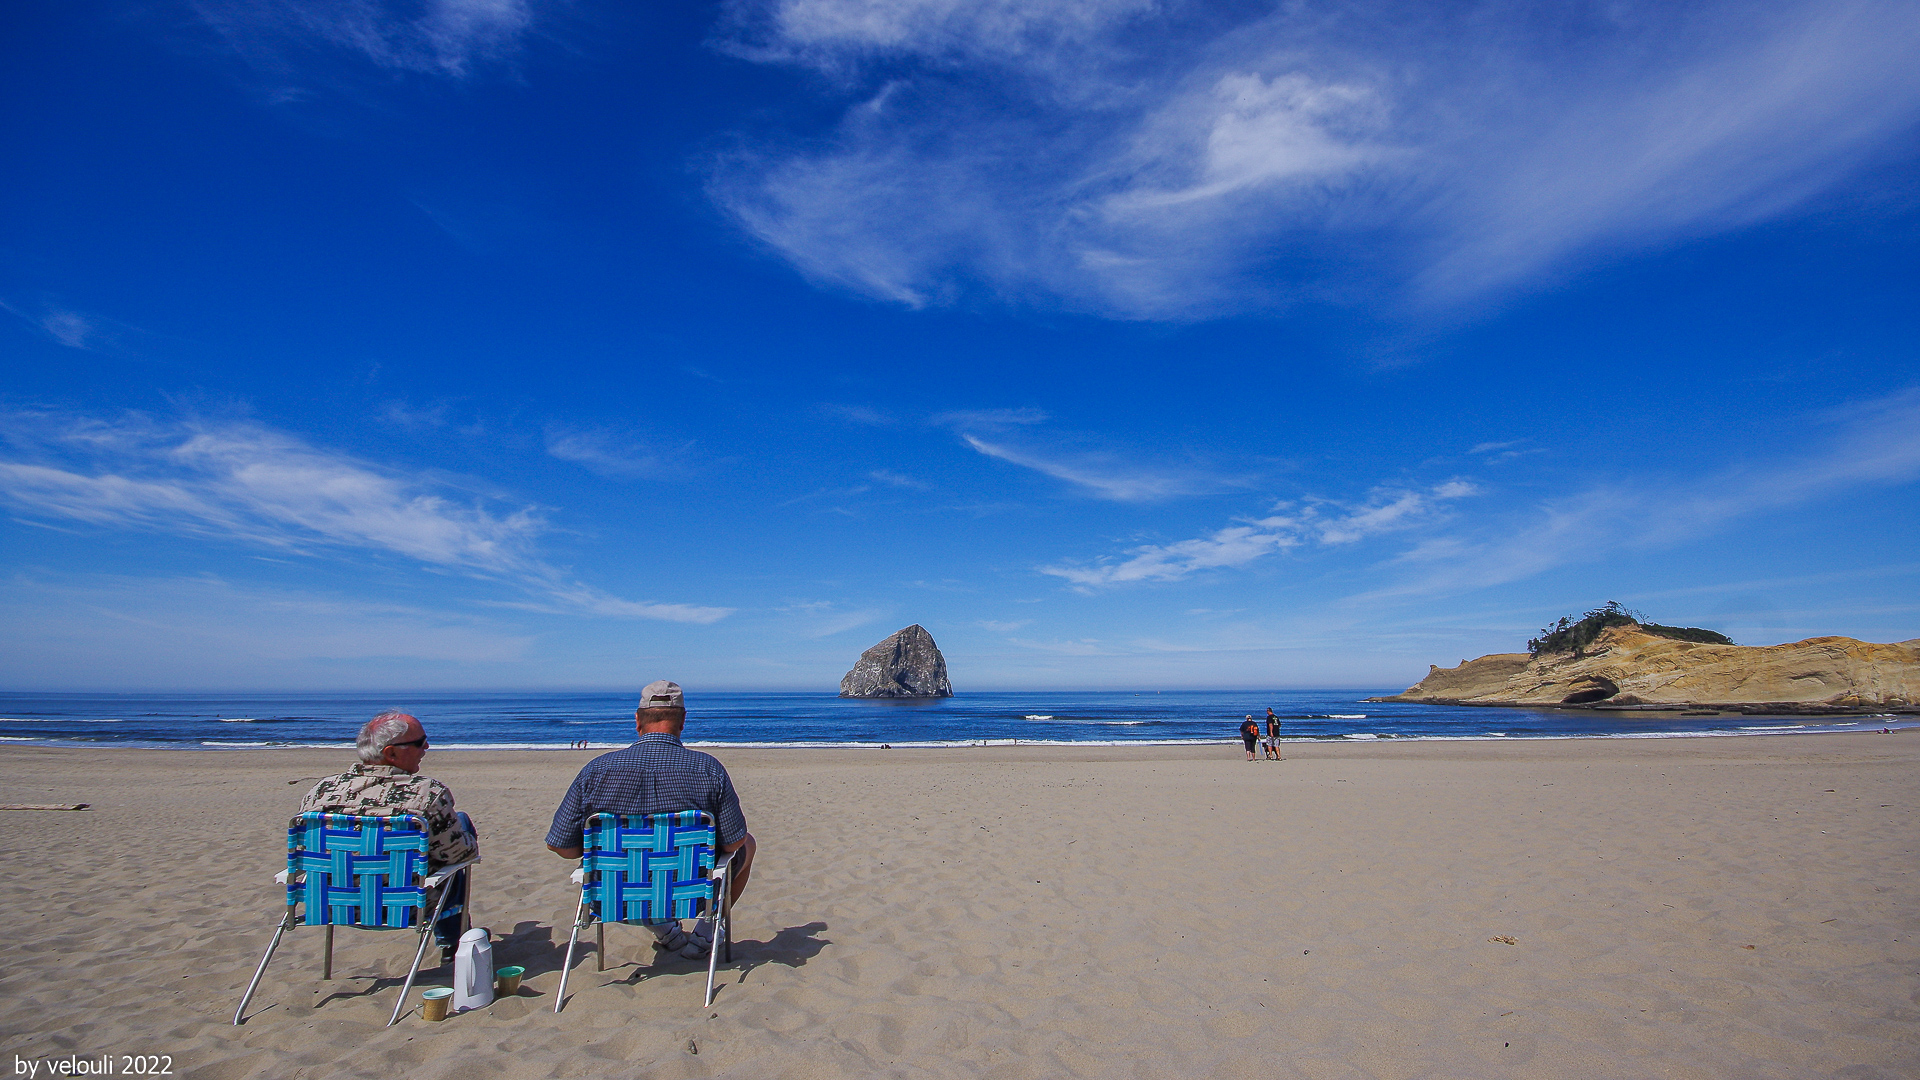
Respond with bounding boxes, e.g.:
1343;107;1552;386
299;763;478;869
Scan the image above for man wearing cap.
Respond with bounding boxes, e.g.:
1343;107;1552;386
545;681;756;960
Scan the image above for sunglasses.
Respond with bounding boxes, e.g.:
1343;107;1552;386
389;737;429;750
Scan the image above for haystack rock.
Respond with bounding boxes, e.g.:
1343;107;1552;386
1374;626;1920;713
840;624;953;698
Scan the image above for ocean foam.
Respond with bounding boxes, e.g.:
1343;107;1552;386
685;737;1233;749
12;722;1904;750
198;741;355;749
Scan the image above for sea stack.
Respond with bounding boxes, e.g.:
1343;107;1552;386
840;624;953;698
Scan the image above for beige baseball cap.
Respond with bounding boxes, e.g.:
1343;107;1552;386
639;680;685;710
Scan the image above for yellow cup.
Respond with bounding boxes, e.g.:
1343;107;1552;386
420;987;453;1021
495;966;525;996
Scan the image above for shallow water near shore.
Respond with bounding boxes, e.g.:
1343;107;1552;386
0;689;1908;748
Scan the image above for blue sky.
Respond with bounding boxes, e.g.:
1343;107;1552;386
2;0;1917;692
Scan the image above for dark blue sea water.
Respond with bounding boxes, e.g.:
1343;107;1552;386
0;690;1907;749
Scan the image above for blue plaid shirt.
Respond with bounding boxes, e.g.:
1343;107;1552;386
546;733;748;850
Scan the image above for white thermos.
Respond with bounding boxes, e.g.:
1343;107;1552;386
453;927;494;1012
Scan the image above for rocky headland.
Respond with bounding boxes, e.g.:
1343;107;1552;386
840;624;953;698
1374;626;1919;713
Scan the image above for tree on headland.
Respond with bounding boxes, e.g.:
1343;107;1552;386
1527;601;1734;659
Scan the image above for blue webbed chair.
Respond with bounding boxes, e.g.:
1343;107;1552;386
556;810;737;1011
233;812;478;1026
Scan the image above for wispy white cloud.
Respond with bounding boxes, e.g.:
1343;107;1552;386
713;0;1920;319
1313;482;1476;544
1102;72;1392;215
496;582;732;625
0;411;730;623
1361;389;1920;599
777;481;880;508
192;0;535;78
380;401;452;429
820;403;897;426
928;407;1048;428
1413;2;1920;303
962;435;1248;501
36;309;93;349
1041;482;1477;587
545;428;683;479
0;573;538;688
778;599;889;638
1005;636;1112;656
1048;389;1920;600
1;299;148;354
977;618;1033;633
1042;524;1300;587
0;418;540;570
1464;440;1541;464
869;469;928;489
730;0;1156;66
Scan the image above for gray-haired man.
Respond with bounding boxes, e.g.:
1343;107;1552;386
301;710;479;959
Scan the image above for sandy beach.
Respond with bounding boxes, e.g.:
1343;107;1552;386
1;736;1915;1079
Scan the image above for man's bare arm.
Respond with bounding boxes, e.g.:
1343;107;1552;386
547;842;582;859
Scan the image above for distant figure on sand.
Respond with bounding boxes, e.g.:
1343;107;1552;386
300;711;479;962
546;681;757;959
1265;709;1283;760
1240;715;1260;760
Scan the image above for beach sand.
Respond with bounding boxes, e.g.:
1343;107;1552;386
1;736;1915;1079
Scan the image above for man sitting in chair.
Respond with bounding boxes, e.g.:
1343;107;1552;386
545;680;756;959
301;710;478;961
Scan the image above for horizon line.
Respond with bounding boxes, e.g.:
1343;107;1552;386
0;685;1404;697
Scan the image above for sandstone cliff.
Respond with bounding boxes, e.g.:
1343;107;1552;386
840;624;953;698
1376;627;1919;712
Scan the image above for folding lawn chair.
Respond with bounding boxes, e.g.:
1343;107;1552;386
232;812;478;1026
556;810;736;1011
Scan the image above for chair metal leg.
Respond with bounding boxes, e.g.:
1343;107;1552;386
704;862;731;1008
720;856;735;965
388;869;458;1027
463;866;473;939
233;910;297;1025
321;925;333;980
596;920;605;972
555;895;587;1014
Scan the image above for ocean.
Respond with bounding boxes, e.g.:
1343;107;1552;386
0;689;1906;749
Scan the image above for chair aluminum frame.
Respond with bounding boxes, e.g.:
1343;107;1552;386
555;810;737;1012
232;813;477;1027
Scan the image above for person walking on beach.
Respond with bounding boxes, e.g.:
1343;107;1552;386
300;711;479;962
1240;715;1260;760
1265;708;1283;760
546;681;757;960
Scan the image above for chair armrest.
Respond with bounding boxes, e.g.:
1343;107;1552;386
422;857;478;888
569;867;586;885
274;869;303;885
